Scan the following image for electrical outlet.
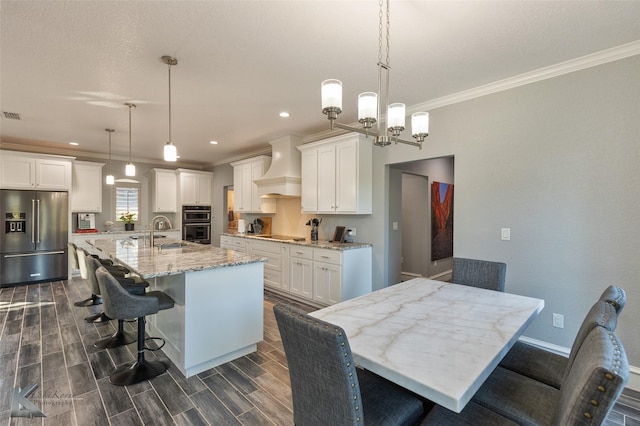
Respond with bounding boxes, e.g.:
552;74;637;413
552;313;564;328
350;227;356;236
392;222;399;231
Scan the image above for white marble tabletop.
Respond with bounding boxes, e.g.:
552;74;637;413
87;238;266;278
309;278;544;413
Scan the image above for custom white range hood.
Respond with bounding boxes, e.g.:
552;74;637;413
254;135;303;198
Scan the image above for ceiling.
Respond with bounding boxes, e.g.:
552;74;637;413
2;1;640;168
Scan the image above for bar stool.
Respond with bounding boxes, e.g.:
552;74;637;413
81;249;148;323
96;266;175;386
85;256;148;348
74;245;129;307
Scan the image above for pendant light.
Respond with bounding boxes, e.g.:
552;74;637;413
105;128;115;185
124;103;136;176
162;55;178;162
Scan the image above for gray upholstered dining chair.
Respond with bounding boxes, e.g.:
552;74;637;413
96;266;174;386
451;257;506;292
599;285;626;314
423;325;629;425
74;244;130;307
499;298;618;389
273;303;426;426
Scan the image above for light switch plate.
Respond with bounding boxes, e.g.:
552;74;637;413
501;228;511;240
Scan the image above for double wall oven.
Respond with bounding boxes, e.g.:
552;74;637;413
182;205;211;244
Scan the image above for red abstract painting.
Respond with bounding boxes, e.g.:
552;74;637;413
431;181;454;261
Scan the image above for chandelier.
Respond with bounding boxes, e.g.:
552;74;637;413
321;0;429;149
162;55;178;162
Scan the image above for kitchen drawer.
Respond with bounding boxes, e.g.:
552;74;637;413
220;236;247;252
290;246;314;260
251;239;281;254
314;249;342;265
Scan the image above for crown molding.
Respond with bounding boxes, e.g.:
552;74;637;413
407;40;640;114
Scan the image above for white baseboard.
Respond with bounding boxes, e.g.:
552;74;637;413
517;336;640;392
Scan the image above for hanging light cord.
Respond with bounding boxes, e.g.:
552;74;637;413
108;129;113;174
168;62;172;143
128;105;132;162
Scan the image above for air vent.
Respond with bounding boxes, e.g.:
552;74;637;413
3;111;21;120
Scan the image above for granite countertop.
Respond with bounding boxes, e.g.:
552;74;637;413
72;229;180;236
87;238;266;278
221;232;372;250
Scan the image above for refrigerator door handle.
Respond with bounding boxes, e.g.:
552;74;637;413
36;198;41;243
32;198;36;243
4;251;66;258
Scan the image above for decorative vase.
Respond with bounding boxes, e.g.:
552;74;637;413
125;223;134;231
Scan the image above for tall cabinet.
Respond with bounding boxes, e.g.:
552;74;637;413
71;161;104;212
230;156;276;214
298;133;372;214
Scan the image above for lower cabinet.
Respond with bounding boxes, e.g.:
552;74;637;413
221;235;371;306
289;247;314;300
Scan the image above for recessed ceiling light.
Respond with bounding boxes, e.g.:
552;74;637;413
209;140;218;145
279;112;290;118
69;142;79;146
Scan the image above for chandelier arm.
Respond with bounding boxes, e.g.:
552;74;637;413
332;121;421;148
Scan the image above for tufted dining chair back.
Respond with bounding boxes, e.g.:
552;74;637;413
452;257;506;292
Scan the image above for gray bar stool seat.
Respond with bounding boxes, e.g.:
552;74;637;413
96;266;175;386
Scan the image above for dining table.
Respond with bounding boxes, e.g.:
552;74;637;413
309;277;544;413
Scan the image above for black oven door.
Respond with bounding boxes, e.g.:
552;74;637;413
183;223;211;244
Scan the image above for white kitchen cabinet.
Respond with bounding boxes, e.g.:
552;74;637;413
71;161;104;212
298;133;372;214
300;148;318;212
220;235;248;253
312;248;342;305
251;239;289;291
177;169;212;205
151;169;177;213
289;246;313;299
230;156;276;214
0;151;73;190
222;235;371;306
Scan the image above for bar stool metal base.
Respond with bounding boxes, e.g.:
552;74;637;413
94;320;136;349
74;294;102;307
109;358;170;386
85;312;110;323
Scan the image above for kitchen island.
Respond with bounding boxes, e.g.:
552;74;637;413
88;238;266;378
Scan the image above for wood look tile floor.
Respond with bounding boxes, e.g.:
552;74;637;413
1;278;639;425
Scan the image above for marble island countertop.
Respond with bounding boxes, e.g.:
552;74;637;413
87;238;266;278
222;232;372;250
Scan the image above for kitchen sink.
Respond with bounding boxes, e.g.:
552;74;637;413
157;242;186;249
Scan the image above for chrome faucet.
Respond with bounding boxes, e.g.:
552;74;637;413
150;215;173;248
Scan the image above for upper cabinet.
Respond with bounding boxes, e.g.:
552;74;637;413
0;151;73;191
298;133;372;214
230;156;276;214
151;168;177;212
177;169;213;206
71;161;104;212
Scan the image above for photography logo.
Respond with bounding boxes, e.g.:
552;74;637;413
11;384;46;418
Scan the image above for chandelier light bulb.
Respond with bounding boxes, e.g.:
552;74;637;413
411;112;429;137
358;92;378;123
387;103;406;130
321;79;342;111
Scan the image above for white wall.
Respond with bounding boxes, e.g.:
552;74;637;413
336;55;640;367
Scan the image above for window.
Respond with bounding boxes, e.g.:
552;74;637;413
115;182;140;223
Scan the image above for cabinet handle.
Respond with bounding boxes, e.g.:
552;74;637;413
296;251;303;255
321;255;329;259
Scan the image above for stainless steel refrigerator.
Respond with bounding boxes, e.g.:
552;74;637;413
1;189;68;286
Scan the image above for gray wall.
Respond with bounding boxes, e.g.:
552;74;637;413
210;163;234;246
337;55;640;365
